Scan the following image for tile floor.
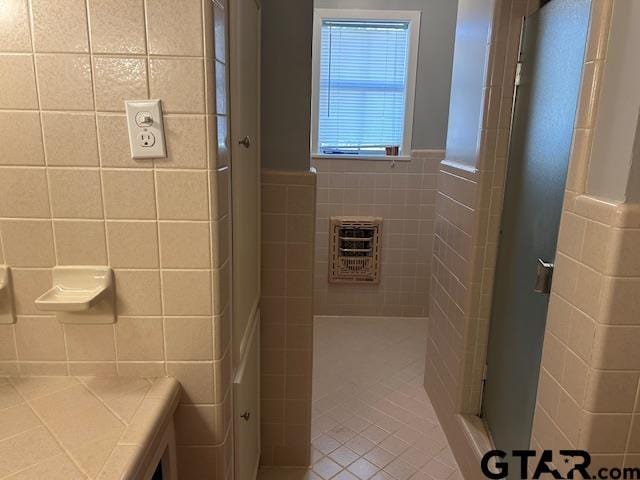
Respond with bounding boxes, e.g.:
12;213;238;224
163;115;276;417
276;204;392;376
259;316;461;480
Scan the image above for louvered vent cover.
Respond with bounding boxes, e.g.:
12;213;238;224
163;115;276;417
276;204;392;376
329;216;382;284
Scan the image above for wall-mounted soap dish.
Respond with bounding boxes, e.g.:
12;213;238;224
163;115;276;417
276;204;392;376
0;266;16;324
35;266;116;324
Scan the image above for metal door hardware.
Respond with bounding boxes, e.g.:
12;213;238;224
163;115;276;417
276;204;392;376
238;136;251;148
240;411;251;421
534;259;554;294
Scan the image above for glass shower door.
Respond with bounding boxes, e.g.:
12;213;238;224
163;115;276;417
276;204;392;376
482;0;590;455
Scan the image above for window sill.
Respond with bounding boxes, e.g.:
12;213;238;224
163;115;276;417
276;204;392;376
312;153;411;162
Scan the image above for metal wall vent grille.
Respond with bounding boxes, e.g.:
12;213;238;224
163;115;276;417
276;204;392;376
329;216;382;283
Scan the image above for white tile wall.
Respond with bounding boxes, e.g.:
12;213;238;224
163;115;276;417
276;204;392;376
312;150;443;318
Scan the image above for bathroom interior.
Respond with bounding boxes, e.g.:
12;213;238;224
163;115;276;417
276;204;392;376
0;0;639;479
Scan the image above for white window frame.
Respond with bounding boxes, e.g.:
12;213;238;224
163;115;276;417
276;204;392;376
311;8;421;161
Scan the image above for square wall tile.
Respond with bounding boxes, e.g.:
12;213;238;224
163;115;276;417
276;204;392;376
263;185;287;214
156;115;207;169
175;404;218;445
0;326;17;361
176;446;218;480
93;56;148;111
165;317;213;361
114;270;162;316
48;168;103;218
0;112;44;166
166;362;214;404
579;413;631;454
31;0;89;52
117;362;165;377
287;186;315;215
87;0;146;54
287;215;314;243
0;168;50;218
0;220;55;267
146;0;203;56
42;112;99;166
97;114;145;168
149;58;205;113
53;220;107;265
35;54;94;110
64;324;116;361
68;362;116;376
106;221;159;268
0;55;38;109
263;215;286;243
592;325;640;370
159;222;211;268
115;316;164;361
162;270;212;316
599;277;640;325
14;316;66;361
102;169;156;219
0;0;32;52
10;269;51;315
156;170;209;220
609;228;640;277
584;370;639;413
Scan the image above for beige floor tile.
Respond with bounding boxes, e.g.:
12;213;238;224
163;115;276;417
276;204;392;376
347;458;379;480
361;425;389;445
419;459;455;480
334;471;359;480
345;435;376;456
364;446;396;469
313;434;341;455
329;446;359;468
372;471;396;480
313;457;342;480
311;317;460;480
383;458;417;480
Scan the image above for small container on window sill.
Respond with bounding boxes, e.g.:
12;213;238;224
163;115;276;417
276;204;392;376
385;146;399;156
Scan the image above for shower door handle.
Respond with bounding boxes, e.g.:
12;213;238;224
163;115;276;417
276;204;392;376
238;136;251;148
534;259;554;294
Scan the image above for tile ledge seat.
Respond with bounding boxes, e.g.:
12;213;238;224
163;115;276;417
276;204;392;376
0;376;181;480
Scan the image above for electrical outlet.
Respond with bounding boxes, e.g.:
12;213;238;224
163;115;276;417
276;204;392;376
138;132;156;147
125;100;167;159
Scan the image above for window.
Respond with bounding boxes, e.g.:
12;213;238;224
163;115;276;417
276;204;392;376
311;9;421;159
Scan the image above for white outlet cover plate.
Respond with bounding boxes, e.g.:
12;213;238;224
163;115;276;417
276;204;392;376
125;99;167;159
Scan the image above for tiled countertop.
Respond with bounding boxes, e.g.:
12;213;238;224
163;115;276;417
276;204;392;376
0;376;181;479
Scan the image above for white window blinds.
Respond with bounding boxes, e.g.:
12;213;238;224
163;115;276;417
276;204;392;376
318;19;410;155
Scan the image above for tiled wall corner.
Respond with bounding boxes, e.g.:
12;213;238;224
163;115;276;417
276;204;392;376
426;0;533;421
0;1;234;479
312;150;442;318
530;195;640;471
261;169;316;467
